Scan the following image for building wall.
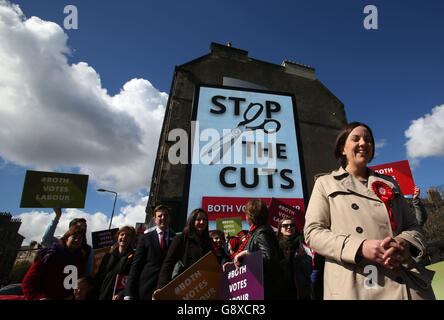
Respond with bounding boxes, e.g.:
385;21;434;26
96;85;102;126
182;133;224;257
14;241;42;265
0;212;24;283
146;43;347;231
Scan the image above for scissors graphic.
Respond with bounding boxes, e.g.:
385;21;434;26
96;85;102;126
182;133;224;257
201;102;281;165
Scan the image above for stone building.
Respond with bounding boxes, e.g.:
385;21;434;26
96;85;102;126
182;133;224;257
0;212;24;284
14;241;42;265
146;42;347;230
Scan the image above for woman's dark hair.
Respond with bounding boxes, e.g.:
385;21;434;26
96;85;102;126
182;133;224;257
333;121;375;168
276;217;296;242
69;218;87;228
60;224;87;248
245;199;269;226
209;229;226;244
183;208;209;239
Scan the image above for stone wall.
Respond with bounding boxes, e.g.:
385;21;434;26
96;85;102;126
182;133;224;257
146;43;347;231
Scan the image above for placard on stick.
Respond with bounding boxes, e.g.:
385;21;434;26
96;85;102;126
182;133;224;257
268;197;305;233
155;251;221;300
216;217;242;236
91;228;119;277
219;250;264;300
20;170;88;208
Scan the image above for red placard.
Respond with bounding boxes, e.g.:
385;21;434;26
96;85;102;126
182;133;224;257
268;197;305;233
113;274;128;297
369;160;415;195
202;196;305;221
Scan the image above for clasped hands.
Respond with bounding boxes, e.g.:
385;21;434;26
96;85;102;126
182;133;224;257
359;236;411;269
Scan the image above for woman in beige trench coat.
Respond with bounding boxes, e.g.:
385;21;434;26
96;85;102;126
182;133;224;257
304;122;435;300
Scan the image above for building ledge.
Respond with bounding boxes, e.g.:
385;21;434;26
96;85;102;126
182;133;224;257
282;60;316;80
210;42;248;59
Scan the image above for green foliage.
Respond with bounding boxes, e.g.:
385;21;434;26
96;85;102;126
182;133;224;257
424;207;444;244
423;206;444;263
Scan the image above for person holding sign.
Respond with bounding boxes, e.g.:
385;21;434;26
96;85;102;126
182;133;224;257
22;224;89;300
41;207;93;275
94;226;136;300
224;199;284;300
304;122;435;300
41;208;87;247
412;186;428;227
154;208;213;298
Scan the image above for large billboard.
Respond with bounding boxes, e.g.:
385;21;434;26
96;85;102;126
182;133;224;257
181;85;308;229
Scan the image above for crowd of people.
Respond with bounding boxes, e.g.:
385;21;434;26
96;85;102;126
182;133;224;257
20;121;434;300
21;201;322;300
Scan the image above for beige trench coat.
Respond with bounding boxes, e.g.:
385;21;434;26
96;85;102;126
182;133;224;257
304;167;435;300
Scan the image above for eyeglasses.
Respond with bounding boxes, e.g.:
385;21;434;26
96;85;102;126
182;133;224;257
281;223;296;229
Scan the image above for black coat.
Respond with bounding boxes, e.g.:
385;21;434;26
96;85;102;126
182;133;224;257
215;246;231;266
94;246;135;300
156;232;212;289
124;228;176;300
244;224;284;300
278;234;303;299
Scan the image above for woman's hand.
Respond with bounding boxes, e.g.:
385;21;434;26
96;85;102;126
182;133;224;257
359;237;410;270
233;250;248;269
152;289;161;300
53;207;62;220
381;236;411;269
359;239;387;265
222;261;234;272
394;237;411;261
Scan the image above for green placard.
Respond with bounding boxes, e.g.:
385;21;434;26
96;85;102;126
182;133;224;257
20;170;88;208
216;217;242;236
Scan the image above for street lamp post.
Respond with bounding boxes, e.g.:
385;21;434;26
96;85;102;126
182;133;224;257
97;188;118;229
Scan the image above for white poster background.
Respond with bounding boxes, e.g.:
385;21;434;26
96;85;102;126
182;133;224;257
187;86;304;229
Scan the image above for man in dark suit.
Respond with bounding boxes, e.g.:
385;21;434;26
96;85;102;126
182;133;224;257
124;205;175;300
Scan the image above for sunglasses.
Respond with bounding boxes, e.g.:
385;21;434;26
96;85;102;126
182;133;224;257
281;223;296;229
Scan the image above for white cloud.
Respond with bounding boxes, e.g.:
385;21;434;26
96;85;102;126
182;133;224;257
108;196;148;229
405;104;444;163
375;139;387;149
0;1;168;199
17;196;148;245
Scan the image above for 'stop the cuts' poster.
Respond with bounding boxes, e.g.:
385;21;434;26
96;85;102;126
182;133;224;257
184;85;307;227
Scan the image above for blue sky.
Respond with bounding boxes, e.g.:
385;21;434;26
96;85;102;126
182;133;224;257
1;0;443;244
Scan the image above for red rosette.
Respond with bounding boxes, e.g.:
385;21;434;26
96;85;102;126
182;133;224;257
371;181;394;202
371;181;396;231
